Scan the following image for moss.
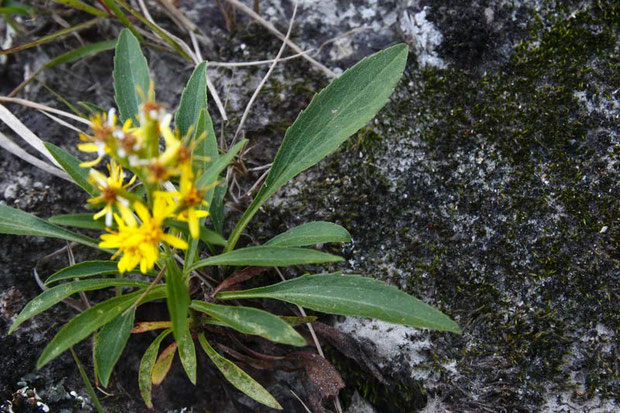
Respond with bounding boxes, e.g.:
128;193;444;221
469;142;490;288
265;1;619;410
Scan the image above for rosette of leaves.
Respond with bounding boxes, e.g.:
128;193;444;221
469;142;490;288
2;29;460;410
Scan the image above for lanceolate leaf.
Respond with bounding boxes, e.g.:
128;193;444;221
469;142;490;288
194;108;219;187
188;246;344;272
48;213;107;231
44;143;95;195
176;62;207;138
113;29;151;123
209;184;227;235
151;341;177;386
164;257;196;384
46;39;116;67
10;278;148;334
139;329;172;408
45;261;119;285
167;219;226;246
185;108;220;265
0;204;101;250
265;222;351;247
190;300;306;347
94;308;136;387
37;286;166;368
198;333;282;410
217;273;461;333
196;139;247;190
226;44;409;251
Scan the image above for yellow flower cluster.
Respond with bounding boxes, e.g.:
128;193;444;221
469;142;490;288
78;88;212;274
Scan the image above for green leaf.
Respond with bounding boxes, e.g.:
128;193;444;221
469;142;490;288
280;315;317;327
113;29;151;123
114;0;192;62
102;0;143;43
185;107;219;266
0;17;101;56
188;246;344;272
193;108;219;208
226;44;408;251
71;349;105;413
198;333;282;410
37;286;166;368
52;0;107;17
139;329;172;408
77;101;105;116
195;139;247;190
45;260;119;285
266;222;351;247
164;257;196;384
167;219;226;246
0;204;101;250
10;278;148;334
176;62;207;137
94;308;135;388
48;213;107;231
0;0;34;16
44;143;95;195
209;184;227;235
190;300;306;347
193;109;219;174
217;273;461;333
46;39;116;68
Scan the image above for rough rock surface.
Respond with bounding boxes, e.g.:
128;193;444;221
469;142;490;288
1;0;618;412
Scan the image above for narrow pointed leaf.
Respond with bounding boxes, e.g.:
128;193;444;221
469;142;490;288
280;315;317;327
195;139;247;189
139;329;172;408
0;17;101;56
210;184;227;235
185;108;219;265
193;109;219;184
132;321;172;334
176;62;207;137
44;143;95;195
167;219;226;246
10;278;148;334
94;308;135;387
266;222;351;247
164;257;196;384
78;101;105;116
227;44;408;251
0;204;101;250
71;349;105;413
217;273;461;333
151;341;177;386
37;286;166;368
198;334;282;410
102;0;143;43
113;29;151;123
48;213;107;230
45;261;119;285
188;246;344;272
46;39;116;67
190;301;306;347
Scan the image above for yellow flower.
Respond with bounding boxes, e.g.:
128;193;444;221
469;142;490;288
112;118;143;161
145;116;192;183
158;164;210;239
78;109;117;167
87;161;136;227
99;196;188;273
